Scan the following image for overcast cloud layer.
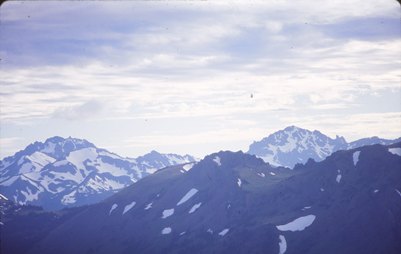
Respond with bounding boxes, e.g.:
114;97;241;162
0;0;400;158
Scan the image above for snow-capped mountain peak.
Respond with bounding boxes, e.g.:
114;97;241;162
247;126;399;168
248;126;347;167
0;137;196;210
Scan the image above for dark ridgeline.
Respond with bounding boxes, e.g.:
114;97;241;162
2;142;400;254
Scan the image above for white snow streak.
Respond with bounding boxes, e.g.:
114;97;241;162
0;194;8;200
161;227;172;234
123;201;136;215
270;172;276;176
336;170;342;183
109;203;118;215
144;202;153;210
395;189;401;198
213;156;221;166
177;188;198;206
237;178;242;187
276;215;316;232
388;148;401;157
189;202;202;214
162;208;175;219
67;148;98;170
278;235;287;254
218;228;229;236
353;151;360;166
182;163;195;171
258;172;265;177
374;189;379;193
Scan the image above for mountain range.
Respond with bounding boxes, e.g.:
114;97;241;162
1;126;400;211
0;136;195;210
1;142;400;254
248;125;401;168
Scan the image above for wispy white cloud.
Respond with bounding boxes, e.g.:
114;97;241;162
0;0;400;158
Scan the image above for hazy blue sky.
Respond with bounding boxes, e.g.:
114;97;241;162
1;0;400;159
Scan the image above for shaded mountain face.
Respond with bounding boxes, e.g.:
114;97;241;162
0;137;195;210
0;196;86;254
247;125;401;168
11;143;400;254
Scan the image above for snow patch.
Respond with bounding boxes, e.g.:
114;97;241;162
0;194;8;200
109;203;118;215
0;176;18;186
320;188;325;192
53;160;69;167
213;156;221;166
177;188;198;206
395;189;401;198
207;229;213;234
67;147;98;170
28;151;56;167
218;228;229;236
276;215;316;232
353;151;360;166
237;178;242;187
278;235;287;254
182;163;195;171
388;148;401;157
180;170;185;173
144;202;153;210
374;189;379;193
270;172;276;176
258;172;265;177
162;208;175;219
189;202;202;214
336;170;342;183
180;231;186;236
123;201;136;215
161;227;172;234
302;206;311;210
61;191;77;205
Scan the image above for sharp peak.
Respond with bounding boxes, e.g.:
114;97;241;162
44;136;94;145
147;150;162;155
204;150;254;160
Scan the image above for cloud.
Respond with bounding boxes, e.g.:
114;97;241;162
0;1;400;158
0;137;25;159
52;100;104;121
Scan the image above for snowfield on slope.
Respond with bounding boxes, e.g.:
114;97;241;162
182;163;195;171
388;148;401;156
189;202;202;213
109;203;118;215
336;170;342;183
177;188;198;206
162;209;175;219
213;156;221;166
278;235;287;254
161;227;172;234
276;215;316;232
353;151;360;166
123;201;136;215
218;228;230;236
